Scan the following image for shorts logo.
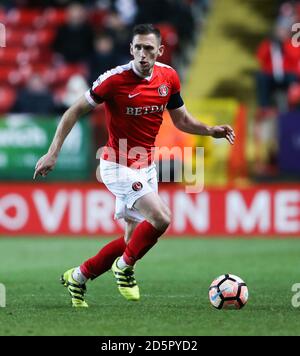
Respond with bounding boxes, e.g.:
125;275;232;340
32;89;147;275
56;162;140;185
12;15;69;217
132;181;143;191
158;84;169;97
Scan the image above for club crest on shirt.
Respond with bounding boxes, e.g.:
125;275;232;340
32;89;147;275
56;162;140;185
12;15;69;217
132;181;143;191
158;84;169;97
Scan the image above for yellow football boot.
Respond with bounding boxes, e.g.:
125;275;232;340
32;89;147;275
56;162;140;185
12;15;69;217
60;268;88;308
111;258;140;301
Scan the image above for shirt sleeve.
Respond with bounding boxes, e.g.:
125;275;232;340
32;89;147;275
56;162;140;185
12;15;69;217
167;91;184;110
166;68;184;109
171;68;181;95
85;71;114;107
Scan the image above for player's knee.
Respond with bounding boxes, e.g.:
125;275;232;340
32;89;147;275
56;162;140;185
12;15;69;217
151;211;170;232
164;206;172;220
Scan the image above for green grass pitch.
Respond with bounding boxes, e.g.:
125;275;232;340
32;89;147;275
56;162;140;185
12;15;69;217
0;237;300;336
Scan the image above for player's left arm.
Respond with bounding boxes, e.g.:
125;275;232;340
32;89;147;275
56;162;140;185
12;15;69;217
168;104;235;145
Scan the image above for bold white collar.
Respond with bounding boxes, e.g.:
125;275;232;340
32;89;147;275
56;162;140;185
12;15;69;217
131;61;153;81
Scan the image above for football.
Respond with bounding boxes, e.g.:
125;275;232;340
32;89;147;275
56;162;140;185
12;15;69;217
208;274;248;310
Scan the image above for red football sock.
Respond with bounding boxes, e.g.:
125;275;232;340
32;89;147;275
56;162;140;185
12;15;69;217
123;221;164;266
80;236;126;279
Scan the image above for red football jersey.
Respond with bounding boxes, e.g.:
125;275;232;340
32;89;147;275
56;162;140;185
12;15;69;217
85;61;181;167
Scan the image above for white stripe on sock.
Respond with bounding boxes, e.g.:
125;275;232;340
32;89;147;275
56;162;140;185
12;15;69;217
72;267;88;284
117;256;130;269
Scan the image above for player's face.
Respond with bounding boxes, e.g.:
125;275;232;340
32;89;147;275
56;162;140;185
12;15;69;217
130;34;164;76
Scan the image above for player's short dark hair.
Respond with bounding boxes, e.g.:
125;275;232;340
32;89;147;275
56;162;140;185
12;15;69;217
132;24;161;43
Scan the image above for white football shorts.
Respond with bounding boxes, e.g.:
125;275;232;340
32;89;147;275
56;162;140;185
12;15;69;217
100;158;158;222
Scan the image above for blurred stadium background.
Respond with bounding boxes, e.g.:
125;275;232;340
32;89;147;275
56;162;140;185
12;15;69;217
0;0;300;336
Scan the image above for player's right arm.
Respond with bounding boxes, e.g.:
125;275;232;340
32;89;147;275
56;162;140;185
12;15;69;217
33;95;93;179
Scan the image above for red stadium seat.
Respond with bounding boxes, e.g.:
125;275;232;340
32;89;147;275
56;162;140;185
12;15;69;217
36;29;56;46
6;29;26;47
156;23;178;65
0;66;17;84
23;29;56;48
0;48;21;64
0;47;52;66
9;66;32;86
50;64;88;87
89;9;108;29
6;29;55;48
28;63;51;75
5;9;44;28
0;87;16;113
43;8;66;27
0;64;49;87
3;8;66;29
22;64;52;85
0;9;5;24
